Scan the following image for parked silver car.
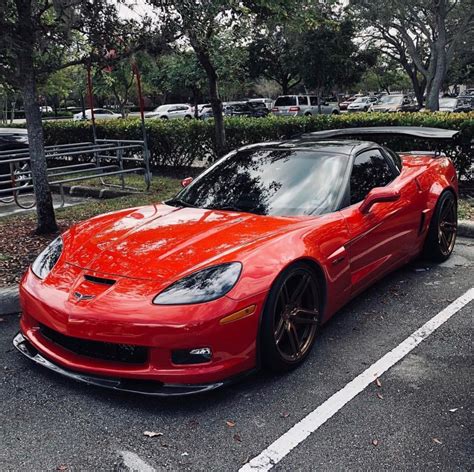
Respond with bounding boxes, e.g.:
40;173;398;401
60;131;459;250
145;104;193;120
347;96;378;112
271;95;339;116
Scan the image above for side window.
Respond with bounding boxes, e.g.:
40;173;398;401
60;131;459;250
310;96;318;106
383;147;402;172
350;150;395;205
298;96;309;106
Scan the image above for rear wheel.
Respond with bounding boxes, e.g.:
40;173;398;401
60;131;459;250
423;190;457;262
260;262;322;372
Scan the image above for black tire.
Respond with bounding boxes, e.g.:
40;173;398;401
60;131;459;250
332;110;340;115
260;262;322;372
304;112;312;117
423;190;457;262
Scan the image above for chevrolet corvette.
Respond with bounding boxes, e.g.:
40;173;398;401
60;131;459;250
14;127;459;395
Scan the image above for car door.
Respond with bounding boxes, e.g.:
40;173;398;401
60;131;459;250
340;148;420;295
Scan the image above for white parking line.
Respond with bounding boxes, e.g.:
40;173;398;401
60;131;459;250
118;450;156;472
240;287;474;472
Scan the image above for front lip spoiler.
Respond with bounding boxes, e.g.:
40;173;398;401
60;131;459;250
13;332;248;397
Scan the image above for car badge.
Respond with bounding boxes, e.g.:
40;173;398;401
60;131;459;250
73;291;95;302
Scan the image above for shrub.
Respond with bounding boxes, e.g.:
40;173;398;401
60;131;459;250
41;112;474;178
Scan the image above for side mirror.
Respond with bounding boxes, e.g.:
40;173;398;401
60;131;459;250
360;187;400;214
181;177;193;188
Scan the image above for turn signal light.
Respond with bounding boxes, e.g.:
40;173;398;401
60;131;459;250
220;305;256;325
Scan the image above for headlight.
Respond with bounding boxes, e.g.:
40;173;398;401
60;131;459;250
153;262;242;305
31;237;63;279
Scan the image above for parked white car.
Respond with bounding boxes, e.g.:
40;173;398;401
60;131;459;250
271;95;340;116
39;106;53;113
73;109;121;121
145;104;193;120
347;96;378;112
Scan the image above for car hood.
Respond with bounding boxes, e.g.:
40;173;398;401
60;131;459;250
63;204;306;282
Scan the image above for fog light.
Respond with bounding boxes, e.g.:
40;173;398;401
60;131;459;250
172;347;212;365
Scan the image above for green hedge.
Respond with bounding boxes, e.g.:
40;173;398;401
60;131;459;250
41;112;474;178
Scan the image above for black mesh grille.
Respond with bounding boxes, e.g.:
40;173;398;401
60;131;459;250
39;324;148;364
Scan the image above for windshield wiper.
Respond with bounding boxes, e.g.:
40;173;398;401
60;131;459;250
165;198;197;208
210;204;252;213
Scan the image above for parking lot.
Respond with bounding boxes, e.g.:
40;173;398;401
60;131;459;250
1;238;472;472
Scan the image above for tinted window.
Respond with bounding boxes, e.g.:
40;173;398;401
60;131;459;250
350;150;394;204
175;149;347;216
310;96;319;106
274;96;297;107
298;96;309;106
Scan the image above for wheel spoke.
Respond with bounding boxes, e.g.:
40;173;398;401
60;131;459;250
290;274;310;304
287;323;300;356
293;308;319;325
279;283;290;307
274;318;285;345
440;232;449;252
440;199;454;221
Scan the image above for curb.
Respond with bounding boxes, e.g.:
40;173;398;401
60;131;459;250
49;184;133;199
458;219;474;238
0;220;472;316
0;285;19;316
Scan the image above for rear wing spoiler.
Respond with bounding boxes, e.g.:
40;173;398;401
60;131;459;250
301;126;459;140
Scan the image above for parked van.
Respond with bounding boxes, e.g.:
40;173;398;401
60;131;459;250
271;95;339;116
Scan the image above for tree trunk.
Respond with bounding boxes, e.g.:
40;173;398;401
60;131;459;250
191;42;226;157
16;0;57;234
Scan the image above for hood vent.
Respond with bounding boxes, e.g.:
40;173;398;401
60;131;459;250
84;274;116;286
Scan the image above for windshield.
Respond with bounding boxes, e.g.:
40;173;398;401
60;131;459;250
274;96;297;107
153;105;170;112
439;98;457;107
378;95;403;104
173;149;347;216
353;97;368;103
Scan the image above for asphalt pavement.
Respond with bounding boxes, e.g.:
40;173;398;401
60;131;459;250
1;238;473;472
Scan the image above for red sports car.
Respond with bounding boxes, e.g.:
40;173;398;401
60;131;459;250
14;127;459;396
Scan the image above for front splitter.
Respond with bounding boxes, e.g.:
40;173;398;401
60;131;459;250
13;332;233;397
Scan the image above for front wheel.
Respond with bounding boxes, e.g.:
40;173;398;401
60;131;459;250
260;262;322;372
423;190;457;262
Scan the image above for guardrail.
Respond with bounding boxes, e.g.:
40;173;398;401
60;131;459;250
0;140;151;209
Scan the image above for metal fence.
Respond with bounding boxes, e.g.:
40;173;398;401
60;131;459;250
0;140;151;209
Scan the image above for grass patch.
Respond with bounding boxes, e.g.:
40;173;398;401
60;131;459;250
459;198;473;220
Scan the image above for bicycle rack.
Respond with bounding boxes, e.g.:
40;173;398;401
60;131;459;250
0;139;151;210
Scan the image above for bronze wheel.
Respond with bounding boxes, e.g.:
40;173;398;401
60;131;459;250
423;190;457;262
261;262;322;371
437;196;457;256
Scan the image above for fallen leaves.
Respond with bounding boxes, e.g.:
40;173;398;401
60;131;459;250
143;431;163;438
233;434;242;443
280;411;290;418
448;408;458;412
372;439;379;446
376;392;384;400
432;438;443;445
374;378;382;388
57;466;68;471
226;420;236;428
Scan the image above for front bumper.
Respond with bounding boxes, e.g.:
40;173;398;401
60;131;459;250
18;266;266;390
14;332;254;396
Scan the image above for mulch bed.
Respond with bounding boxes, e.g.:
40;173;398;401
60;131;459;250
0;218;74;287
